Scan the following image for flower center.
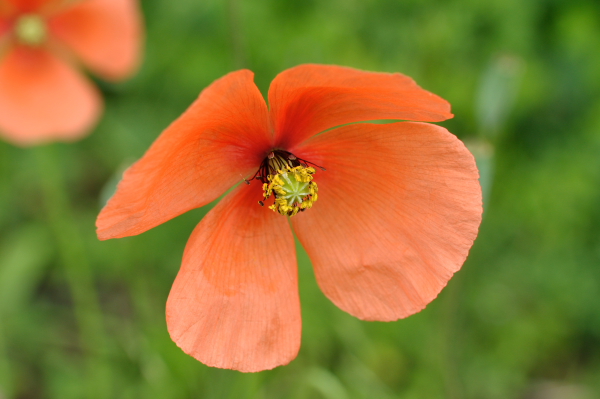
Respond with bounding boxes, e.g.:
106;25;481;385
15;14;47;46
248;150;323;217
264;165;318;217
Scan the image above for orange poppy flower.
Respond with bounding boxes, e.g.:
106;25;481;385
97;65;482;372
0;0;142;146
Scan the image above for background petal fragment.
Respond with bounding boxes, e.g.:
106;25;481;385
48;0;143;80
0;46;101;146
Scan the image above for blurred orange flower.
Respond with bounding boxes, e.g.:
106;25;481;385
97;65;483;372
0;0;142;146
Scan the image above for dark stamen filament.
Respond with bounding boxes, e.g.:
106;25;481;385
245;150;325;185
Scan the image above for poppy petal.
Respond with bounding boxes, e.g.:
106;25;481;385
167;182;301;372
0;3;11;17
96;70;271;240
0;46;101;146
291;122;482;321
0;0;16;19
7;0;62;13
0;17;9;36
269;64;453;148
48;0;142;80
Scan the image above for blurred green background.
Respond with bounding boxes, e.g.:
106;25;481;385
1;0;600;397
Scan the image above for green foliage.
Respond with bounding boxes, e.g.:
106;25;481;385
1;0;600;397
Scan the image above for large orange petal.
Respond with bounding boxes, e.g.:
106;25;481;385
0;18;10;36
0;0;17;19
97;70;271;240
6;0;62;14
291;122;482;321
167;182;301;372
0;46;101;146
268;64;453;148
48;0;142;80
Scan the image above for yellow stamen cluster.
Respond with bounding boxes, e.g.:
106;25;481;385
263;165;318;217
15;14;47;46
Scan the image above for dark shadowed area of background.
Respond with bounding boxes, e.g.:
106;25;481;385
1;0;599;398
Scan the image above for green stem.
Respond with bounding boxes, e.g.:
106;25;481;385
0;323;13;398
227;0;246;68
438;273;465;399
34;145;110;399
0;146;11;398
